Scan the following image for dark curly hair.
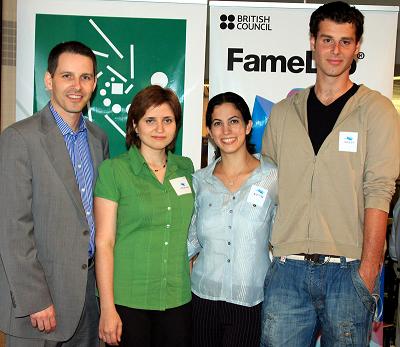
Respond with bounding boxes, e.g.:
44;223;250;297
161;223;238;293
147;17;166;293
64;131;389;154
310;1;364;43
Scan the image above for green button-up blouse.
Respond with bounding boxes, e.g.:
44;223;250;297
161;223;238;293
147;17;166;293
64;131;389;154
94;146;194;310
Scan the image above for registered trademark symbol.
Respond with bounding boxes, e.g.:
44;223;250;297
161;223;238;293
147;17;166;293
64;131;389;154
357;52;365;59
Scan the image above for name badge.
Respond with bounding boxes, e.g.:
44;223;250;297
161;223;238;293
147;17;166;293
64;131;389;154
339;131;358;152
247;185;268;207
169;177;192;196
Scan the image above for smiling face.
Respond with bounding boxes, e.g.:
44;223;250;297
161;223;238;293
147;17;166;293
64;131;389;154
310;19;360;81
208;102;252;156
134;102;177;153
44;52;96;121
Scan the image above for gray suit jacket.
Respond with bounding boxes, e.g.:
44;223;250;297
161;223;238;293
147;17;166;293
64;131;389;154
0;105;109;340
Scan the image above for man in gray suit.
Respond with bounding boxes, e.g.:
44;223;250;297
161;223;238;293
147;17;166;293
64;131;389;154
0;41;109;347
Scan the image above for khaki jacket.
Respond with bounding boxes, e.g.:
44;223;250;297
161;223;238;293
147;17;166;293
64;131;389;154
262;85;400;259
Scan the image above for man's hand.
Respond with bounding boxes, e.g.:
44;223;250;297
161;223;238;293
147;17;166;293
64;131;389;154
358;265;377;293
30;304;57;333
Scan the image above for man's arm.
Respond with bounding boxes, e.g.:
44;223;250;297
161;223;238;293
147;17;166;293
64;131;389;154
361;94;400;292
261;106;280;164
0;127;53;320
358;208;388;293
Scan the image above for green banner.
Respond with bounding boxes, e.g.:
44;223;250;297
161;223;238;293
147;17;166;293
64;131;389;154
34;14;186;157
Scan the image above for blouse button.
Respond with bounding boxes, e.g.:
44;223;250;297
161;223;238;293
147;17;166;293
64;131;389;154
229;210;233;214
253;204;256;207
227;259;231;263
209;203;212;207
228;242;231;245
232;196;235;200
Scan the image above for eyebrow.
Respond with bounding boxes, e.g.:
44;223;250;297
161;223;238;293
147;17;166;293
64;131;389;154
58;71;94;76
319;34;354;41
212;115;240;122
143;115;174;119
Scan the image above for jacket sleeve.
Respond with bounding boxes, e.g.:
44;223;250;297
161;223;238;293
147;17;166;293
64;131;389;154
0;127;53;317
102;132;110;160
261;105;280;165
364;95;400;212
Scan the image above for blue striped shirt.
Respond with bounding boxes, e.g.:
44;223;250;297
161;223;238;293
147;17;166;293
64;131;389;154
49;103;95;258
188;155;277;306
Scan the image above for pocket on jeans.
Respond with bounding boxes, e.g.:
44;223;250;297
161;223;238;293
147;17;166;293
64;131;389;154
263;257;278;292
350;265;376;314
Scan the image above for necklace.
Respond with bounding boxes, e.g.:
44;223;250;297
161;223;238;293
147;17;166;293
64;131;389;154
219;156;249;187
148;160;167;172
225;173;239;186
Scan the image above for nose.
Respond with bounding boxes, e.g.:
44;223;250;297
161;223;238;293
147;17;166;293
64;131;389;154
222;123;231;134
332;42;340;54
72;77;82;90
156;120;164;133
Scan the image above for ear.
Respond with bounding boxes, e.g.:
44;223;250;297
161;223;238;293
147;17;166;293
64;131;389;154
133;121;138;134
310;35;316;51
92;77;97;92
44;71;53;91
354;40;361;56
245;120;252;135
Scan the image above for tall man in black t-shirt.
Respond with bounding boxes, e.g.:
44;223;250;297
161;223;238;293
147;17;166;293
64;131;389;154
261;1;400;345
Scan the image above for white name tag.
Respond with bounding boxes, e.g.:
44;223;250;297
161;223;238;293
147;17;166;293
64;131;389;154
338;131;358;153
247;185;268;207
169;177;192;196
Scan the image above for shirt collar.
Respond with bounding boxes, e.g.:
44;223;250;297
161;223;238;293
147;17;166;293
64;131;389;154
200;153;264;187
49;102;87;136
128;146;178;176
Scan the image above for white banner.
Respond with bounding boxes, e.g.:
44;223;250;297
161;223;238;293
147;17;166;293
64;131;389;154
17;0;207;167
209;2;398;346
209;1;398;155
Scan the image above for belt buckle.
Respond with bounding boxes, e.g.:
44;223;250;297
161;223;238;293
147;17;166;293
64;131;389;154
304;253;329;264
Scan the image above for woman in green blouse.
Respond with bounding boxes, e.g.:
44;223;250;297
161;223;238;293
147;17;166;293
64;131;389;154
94;85;194;347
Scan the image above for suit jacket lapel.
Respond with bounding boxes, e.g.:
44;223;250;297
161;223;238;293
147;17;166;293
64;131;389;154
39;106;86;220
86;123;103;185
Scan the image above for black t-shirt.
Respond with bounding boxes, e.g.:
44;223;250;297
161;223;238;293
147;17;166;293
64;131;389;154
307;84;359;155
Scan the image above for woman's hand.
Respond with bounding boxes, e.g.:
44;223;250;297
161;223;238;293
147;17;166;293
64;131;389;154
99;308;122;346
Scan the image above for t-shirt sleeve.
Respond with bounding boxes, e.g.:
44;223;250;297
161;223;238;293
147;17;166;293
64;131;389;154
94;159;120;202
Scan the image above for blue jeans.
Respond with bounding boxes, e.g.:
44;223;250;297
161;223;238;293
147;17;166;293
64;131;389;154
260;257;375;347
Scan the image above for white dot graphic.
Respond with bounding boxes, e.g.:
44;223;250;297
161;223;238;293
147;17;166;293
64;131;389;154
111;77;115;82
151;72;168;88
103;98;111;107
112;104;122;114
105;82;110;87
100;89;106;96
